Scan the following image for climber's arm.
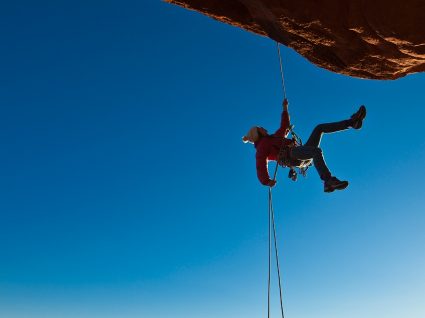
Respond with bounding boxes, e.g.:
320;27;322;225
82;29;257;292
256;152;276;187
274;99;290;137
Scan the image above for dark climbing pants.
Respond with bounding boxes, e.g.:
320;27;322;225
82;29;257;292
291;119;352;180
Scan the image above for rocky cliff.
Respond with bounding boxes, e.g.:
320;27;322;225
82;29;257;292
166;0;425;79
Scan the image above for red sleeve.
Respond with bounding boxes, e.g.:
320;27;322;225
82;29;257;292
256;151;271;185
274;110;290;137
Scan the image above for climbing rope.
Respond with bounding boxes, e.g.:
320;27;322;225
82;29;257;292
268;184;286;318
266;42;287;318
276;42;287;100
276;42;311;180
267;151;286;318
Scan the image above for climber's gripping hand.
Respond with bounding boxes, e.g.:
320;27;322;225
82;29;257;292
267;179;277;188
283;99;289;112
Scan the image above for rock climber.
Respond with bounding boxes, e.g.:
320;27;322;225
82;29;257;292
242;99;366;192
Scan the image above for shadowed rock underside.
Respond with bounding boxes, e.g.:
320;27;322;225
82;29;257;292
166;0;425;80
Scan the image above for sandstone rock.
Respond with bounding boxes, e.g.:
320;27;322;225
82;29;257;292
166;0;425;80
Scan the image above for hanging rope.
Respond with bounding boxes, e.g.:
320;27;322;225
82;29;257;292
268;185;286;318
276;42;287;100
276;42;311;180
267;41;287;318
267;160;286;318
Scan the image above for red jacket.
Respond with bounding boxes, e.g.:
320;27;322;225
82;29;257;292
254;110;292;185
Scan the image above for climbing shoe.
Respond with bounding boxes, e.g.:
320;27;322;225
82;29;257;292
350;105;367;129
324;177;349;193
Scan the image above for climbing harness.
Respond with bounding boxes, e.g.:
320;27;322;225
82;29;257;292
277;126;311;182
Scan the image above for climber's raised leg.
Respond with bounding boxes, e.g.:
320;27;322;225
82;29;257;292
292;106;366;192
305;105;366;148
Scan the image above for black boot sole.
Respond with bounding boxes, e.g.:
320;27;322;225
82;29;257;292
351;105;367;129
324;181;349;193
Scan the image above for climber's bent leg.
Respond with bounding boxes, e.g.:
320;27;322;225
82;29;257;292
291;146;331;180
305;120;351;148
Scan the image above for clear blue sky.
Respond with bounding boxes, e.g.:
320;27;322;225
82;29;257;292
1;1;424;317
